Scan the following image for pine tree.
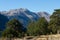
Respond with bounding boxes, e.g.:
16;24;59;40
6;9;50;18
27;17;48;36
36;17;48;35
48;9;60;34
2;18;26;38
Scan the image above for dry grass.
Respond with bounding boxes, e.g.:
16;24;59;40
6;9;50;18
0;34;60;40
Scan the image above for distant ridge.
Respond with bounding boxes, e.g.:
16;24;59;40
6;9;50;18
0;8;50;30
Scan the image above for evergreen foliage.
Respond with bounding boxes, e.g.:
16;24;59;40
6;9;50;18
27;17;48;36
48;9;60;34
2;18;26;38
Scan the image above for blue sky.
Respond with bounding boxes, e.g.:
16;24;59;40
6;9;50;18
0;0;60;14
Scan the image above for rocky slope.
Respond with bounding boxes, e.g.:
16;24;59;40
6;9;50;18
0;8;50;30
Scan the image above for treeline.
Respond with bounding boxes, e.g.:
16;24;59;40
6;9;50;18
0;9;60;38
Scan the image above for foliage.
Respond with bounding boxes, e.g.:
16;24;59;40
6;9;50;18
36;17;48;35
2;18;26;38
48;9;60;34
27;21;37;36
27;17;48;36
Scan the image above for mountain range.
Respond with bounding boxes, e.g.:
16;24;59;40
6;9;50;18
0;8;50;30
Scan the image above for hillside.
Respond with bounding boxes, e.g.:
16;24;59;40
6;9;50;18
0;8;50;30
